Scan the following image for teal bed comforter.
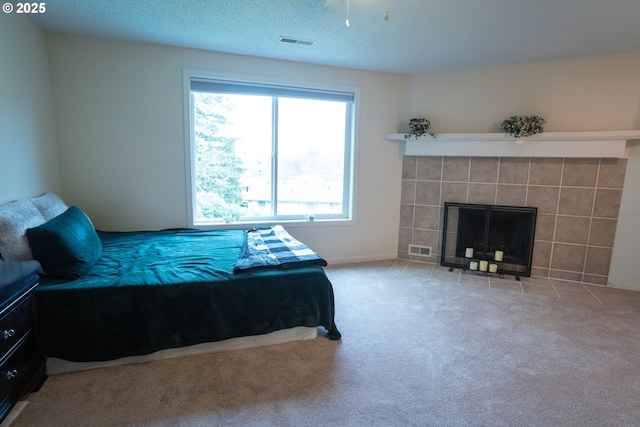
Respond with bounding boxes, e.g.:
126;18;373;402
35;229;340;362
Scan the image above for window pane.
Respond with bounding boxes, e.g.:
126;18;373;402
277;98;346;216
193;93;272;222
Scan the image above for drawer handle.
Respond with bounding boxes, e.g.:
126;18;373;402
2;329;15;339
4;369;18;380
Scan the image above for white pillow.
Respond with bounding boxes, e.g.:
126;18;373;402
30;192;68;221
0;199;47;261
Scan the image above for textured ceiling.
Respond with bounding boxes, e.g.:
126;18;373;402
29;0;640;74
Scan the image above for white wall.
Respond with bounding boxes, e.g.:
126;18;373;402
403;53;640;133
610;142;640;290
404;53;640;289
0;13;60;204
45;34;407;263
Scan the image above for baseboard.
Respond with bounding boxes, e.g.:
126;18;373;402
324;254;398;265
0;401;28;427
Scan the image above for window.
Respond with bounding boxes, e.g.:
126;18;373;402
186;74;356;225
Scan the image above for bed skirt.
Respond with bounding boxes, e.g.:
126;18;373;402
46;326;318;375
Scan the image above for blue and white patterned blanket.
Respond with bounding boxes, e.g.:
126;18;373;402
233;225;327;273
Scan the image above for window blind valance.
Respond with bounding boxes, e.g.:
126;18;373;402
190;78;354;103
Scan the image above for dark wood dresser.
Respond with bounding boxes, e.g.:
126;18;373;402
0;268;46;422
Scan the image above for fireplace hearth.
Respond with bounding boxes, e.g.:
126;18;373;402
441;202;537;279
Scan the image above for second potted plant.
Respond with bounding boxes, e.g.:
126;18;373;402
500;115;546;143
404;116;436;139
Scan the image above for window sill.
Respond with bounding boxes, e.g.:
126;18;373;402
190;218;355;230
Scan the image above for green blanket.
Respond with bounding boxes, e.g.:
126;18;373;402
36;229;340;362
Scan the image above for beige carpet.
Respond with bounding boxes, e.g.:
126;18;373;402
13;261;640;426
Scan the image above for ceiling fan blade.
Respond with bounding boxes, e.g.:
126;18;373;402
324;0;344;6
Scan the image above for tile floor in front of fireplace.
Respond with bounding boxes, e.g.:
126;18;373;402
385;259;640;309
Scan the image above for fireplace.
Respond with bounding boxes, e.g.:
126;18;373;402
441;202;537;278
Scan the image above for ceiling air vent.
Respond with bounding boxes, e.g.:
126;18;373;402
280;36;314;46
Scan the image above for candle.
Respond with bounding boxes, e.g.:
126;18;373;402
469;261;478;271
489;263;498;273
494;250;503;262
479;260;488;272
465;248;474;258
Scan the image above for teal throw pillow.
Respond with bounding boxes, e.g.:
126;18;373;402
26;206;102;279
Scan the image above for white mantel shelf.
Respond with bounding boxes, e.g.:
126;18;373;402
387;131;640;158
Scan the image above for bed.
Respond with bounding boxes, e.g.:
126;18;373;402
0;193;340;373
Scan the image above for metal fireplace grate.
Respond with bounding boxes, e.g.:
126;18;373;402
440;202;537;279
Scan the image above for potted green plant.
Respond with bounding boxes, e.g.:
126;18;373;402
404;116;436;139
500;115;546;141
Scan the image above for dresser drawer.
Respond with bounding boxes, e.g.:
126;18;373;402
0;272;45;424
0;295;33;358
0;333;37;402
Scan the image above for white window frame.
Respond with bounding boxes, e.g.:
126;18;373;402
183;69;358;228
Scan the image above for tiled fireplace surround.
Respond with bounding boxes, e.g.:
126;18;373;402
398;156;628;285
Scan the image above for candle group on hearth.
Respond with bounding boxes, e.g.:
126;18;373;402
464;249;502;273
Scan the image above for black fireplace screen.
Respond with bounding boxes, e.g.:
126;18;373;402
441;202;537;277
